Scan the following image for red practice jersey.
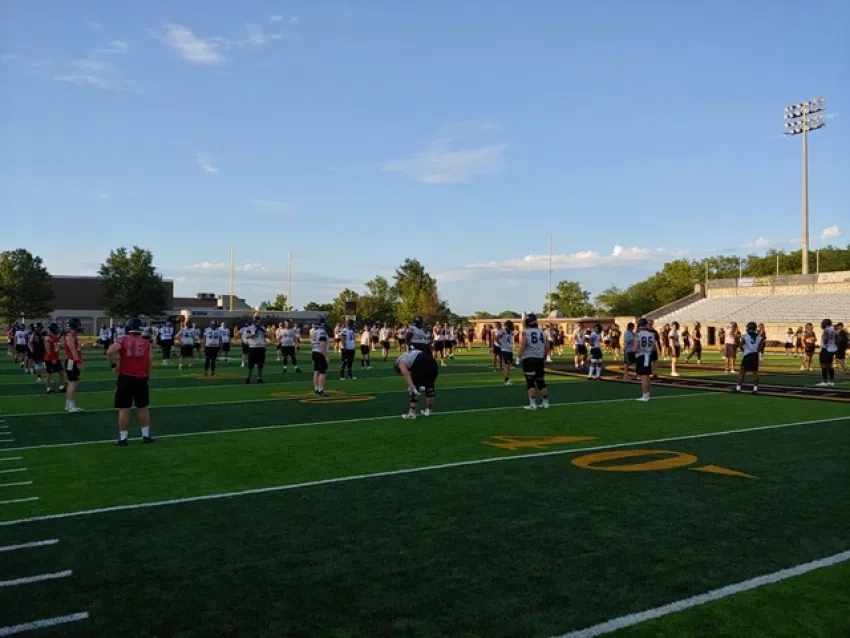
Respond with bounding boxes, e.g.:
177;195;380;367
63;331;82;364
118;334;151;378
44;334;59;362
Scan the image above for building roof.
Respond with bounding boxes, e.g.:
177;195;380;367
173;297;218;309
51;275;174;313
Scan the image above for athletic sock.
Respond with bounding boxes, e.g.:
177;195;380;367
120;430;129;441
141;426;150;438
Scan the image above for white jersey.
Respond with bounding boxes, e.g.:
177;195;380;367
433;328;445;343
278;329;297;347
360;330;371;346
522;328;546;359
447;327;456;341
408;325;430;347
395;349;422;370
589;331;602;349
239;327;251;343
115;327;125;339
574;330;586;346
669;329;680;348
379;327;392;341
396;328;406;341
14;330;28;346
180;328;196;345
724;327;738;346
624;330;636;353
822;327;838;353
492;329;503;350
785;332;795;345
99;327;111;341
203;327;221;347
217;327;231;343
740;332;762;356
311;327;329;353
340;327;356;350
159;326;174;341
245;325;267;348
500;330;513;352
635;328;656;358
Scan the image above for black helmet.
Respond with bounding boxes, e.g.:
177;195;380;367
316;316;326;327
413;316;424;329
67;318;82;332
746;321;757;333
526;313;538;328
47;322;60;335
126;317;143;334
637;318;648;328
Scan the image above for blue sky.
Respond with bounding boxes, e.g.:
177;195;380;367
1;0;847;314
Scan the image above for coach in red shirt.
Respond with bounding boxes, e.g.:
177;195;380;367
107;317;155;446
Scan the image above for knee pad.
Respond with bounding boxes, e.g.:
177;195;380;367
425;386;435;398
535;377;547;391
408;390;419;404
525;376;536;390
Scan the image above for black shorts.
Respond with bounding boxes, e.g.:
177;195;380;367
742;353;759;372
241;343;250;355
181;345;195;358
522;357;545;379
360;345;370;356
635;353;653;376
248;347;266;367
590;347;603;361
447;340;456;349
692;342;702;355
672;346;681;358
836;348;846;361
650;350;658;362
805;345;816;355
205;346;220;359
501;351;513;365
724;344;737;359
160;339;174;355
576;344;588;356
819;350;835;366
312;351;328;374
381;340;390;350
45;360;62;374
221;342;231;353
15;344;27;354
434;341;444;352
280;345;296;357
625;351;636;364
65;361;81;382
409;354;439;390
114;374;150;409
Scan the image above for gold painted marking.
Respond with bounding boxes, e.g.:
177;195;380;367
571;449;697;472
483;435;596;451
690;464;756;479
300;395;375;404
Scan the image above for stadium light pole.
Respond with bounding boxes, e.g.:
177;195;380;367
783;97;826;275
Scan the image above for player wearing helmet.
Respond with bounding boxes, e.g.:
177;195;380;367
63;318;84;412
735;321;763;394
244;316;269;384
634;318;657;402
311;317;330;395
203;320;222;376
43;322;66;394
339;319;357;380
519;313;550;410
107;317;154;445
587;323;604;381
407;317;430;352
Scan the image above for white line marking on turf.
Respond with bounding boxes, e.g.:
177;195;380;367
0;539;58;552
0;497;38;505
0;457;22;462
1;392;719;452
0;481;32;488
0;612;89;637
1;413;845;527
0;569;71;587
554;549;850;638
0;468;26;474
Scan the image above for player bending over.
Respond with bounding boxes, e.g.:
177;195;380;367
107;317;155;445
735;322;762;394
519;313;550;410
395;348;439;420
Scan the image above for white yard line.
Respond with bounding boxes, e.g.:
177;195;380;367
1;392;718;452
0;570;71;587
554;549;850;637
0;481;32;488
0;539;58;552
1;414;845;527
0;612;89;637
0;468;26;474
0;497;38;505
0;457;22;462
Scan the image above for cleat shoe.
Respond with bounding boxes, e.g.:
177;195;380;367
257;379;264;384
402;412;416;420
524;404;537;410
245;378;251;384
142;436;156;444
114;439;128;446
420;408;431;417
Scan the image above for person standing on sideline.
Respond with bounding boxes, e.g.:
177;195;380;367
43;322;67;394
218;323;231;362
735;322;762;394
107;317;154;445
518;313;550;410
622;322;636;380
244;317;269;384
278;320;301;373
63;318;84;412
634;318;657;402
339;319;357;380
202;320;222;376
311;317;330;396
817;319;838;387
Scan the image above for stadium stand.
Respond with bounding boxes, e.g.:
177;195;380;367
649;271;850;342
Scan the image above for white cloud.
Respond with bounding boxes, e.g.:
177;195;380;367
92;40;128;55
94;192;111;200
382;137;507;184
196;153;218;174
54;73;141;93
743;237;773;249
252;199;289;212
611;245;651;260
289;16;300;24
0;53;17;64
270;15;284;22
819;224;841;242
162;24;226;64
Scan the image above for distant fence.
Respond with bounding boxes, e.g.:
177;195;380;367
706;271;850;295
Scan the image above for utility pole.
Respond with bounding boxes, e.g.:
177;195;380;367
229;248;235;312
783;97;826;275
287;252;293;311
548;235;553;315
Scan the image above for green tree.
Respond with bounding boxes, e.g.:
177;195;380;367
258;294;288;311
303;301;333;312
547;280;594;317
0;249;54;320
98;246;168;318
358;275;398;325
471;310;494;319
392;258;447;323
497;310;521;319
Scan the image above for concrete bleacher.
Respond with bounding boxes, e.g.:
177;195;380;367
649;271;850;342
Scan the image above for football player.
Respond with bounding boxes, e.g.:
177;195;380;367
634;318;657;402
735;322;762;394
395;348;438;420
518;313;549;410
202;320;221;376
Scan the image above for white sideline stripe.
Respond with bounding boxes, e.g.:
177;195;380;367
0;569;71;587
554;549;850;638
0;468;26;474
0;457;21;462
1;414;846;527
0;370;490;409
0;497;38;505
0;612;89;637
0;539;58;552
1;392;718;452
0;481;32;488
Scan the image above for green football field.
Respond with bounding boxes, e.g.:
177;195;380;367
0;344;848;637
